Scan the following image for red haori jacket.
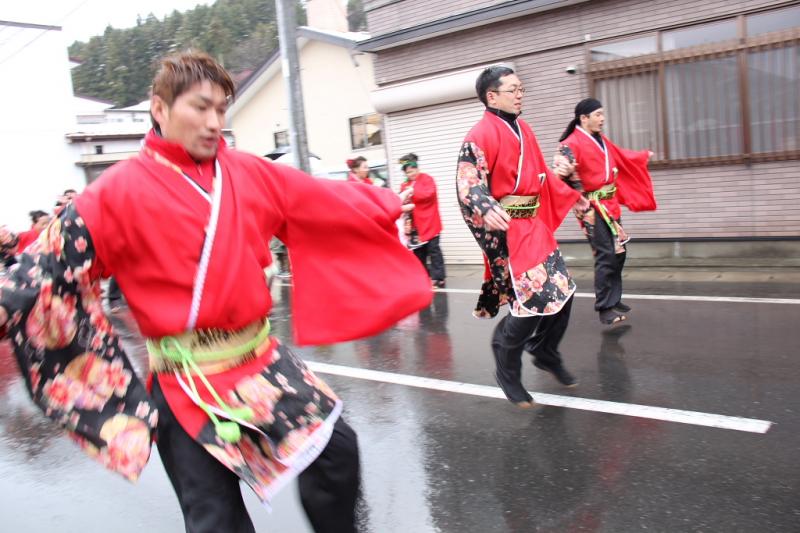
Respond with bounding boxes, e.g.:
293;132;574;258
400;172;443;242
16;228;42;252
561;128;657;218
76;130;432;345
465;111;579;274
346;172;373;185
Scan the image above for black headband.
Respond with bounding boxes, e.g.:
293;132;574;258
559;98;603;141
574;98;602;118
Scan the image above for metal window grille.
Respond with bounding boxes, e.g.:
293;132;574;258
587;5;800;168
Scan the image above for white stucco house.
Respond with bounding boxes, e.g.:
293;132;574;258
227;0;387;182
66;96;235;185
0;20;85;229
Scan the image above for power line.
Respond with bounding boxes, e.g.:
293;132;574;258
0;28;50;66
56;0;95;24
0;26;27;49
0;0;92;67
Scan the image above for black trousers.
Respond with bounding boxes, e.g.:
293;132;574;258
588;217;626;311
491;297;573;402
152;377;361;533
413;235;446;282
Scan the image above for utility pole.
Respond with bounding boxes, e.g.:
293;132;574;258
275;0;311;173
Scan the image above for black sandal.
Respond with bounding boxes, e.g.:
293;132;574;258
600;309;627;326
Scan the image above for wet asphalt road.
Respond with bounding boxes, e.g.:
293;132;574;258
1;273;799;532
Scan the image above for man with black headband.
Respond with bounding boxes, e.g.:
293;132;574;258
555;98;657;325
456;65;588;406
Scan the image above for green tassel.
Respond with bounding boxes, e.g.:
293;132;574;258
216;421;242;443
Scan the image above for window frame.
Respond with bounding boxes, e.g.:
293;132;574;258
273;130;289;148
349;113;384;151
585;5;800;168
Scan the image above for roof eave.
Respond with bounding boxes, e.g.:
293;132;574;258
0;19;61;31
296;26;365;50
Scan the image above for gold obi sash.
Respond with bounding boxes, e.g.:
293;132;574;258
499;195;540;219
146;318;271;375
585;184;617;201
582;184;628;248
145;319;272;444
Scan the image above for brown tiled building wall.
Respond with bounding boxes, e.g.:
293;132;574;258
364;0;800;245
363;0;507;37
367;0;783;85
556;161;800;241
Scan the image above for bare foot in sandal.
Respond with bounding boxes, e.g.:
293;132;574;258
599;308;627;326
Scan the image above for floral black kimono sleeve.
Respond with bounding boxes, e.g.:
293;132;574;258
456;141;511;318
0;205;157;481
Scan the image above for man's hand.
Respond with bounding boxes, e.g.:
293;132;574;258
552;153;575;177
401;203;415;213
399;187;413;203
483;205;511;231
0;306;7;329
648;150;655;160
574;195;590;212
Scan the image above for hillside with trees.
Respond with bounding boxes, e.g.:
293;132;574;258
68;0;307;107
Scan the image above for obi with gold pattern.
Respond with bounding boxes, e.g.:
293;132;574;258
584;184;617;201
499;195;540;219
146;318;271;375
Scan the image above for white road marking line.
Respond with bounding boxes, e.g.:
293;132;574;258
306;361;772;434
580;293;800;305
278;283;799;305
434;288;800;305
429;287;478;294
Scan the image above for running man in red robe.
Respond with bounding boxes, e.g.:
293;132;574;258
457;66;588;406
399;153;446;288
0;51;431;533
556;98;657;326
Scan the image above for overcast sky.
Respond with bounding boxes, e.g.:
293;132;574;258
1;0;209;44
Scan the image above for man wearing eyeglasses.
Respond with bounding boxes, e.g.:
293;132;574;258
456;66;588;407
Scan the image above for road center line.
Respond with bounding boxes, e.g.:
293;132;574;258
307;361;772;434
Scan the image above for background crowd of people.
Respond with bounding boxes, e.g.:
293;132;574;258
0;189;76;269
0;188;126;312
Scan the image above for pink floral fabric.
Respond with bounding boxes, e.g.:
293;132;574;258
0;206;157;481
158;341;341;502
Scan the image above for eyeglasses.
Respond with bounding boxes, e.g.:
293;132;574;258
491;87;526;95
